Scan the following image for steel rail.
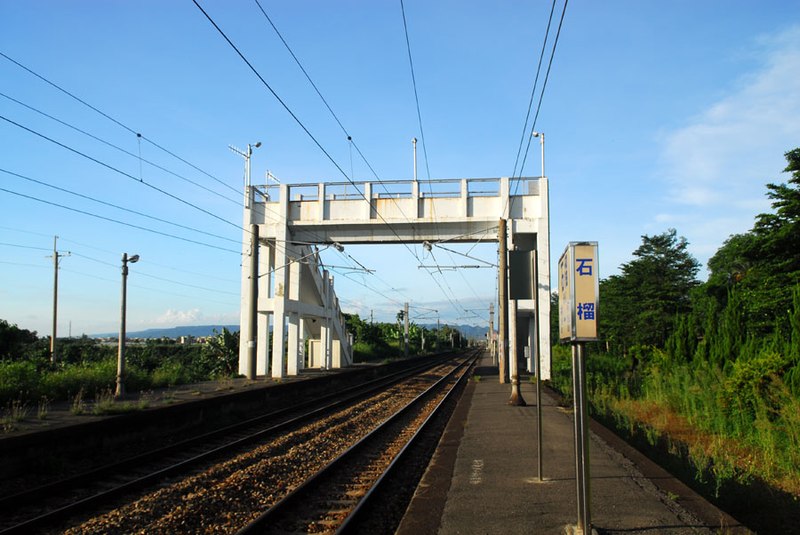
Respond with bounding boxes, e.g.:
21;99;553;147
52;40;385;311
337;350;479;533
236;350;479;534
0;353;456;535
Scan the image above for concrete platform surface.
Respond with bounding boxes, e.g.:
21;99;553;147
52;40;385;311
399;352;750;535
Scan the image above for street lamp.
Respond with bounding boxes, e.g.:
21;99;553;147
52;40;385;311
532;131;545;178
229;141;262;208
116;252;139;399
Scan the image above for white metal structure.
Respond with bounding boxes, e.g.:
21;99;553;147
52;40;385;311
239;176;551;379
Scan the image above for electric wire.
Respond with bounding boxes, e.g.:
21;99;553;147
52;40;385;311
510;0;557;179
1;168;239;245
0;51;241;197
71;252;239;296
513;0;569;193
0;114;243;232
0;91;241;205
0;186;240;254
250;0;420;229
191;0;424;264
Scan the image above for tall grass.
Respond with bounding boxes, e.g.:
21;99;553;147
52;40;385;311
551;343;800;494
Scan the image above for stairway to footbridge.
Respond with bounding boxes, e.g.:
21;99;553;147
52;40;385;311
238;176;551;380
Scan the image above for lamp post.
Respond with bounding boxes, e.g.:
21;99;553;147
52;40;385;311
532;131;545;178
229;141;261;209
116;252;139;399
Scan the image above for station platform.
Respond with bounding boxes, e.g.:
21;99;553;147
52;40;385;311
398;352;750;535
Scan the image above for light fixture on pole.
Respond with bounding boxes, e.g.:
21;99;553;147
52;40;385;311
412;137;418;181
532;132;545;179
229;141;262;208
116;252;139;399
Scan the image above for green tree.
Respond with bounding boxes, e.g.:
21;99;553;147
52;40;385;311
704;148;800;336
0;320;39;360
600;229;700;353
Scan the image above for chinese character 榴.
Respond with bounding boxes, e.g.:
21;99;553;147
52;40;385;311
576;258;593;276
577;303;595;320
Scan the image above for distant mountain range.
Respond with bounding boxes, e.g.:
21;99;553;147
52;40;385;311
94;323;489;340
93;325;239;339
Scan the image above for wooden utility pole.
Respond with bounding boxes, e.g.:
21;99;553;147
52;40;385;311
489;302;495;364
498;218;509;383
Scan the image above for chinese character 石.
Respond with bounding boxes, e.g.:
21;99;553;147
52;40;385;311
577;303;595;320
576;258;593;276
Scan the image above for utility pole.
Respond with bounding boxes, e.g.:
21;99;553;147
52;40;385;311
49;236;70;363
404;302;410;358
498;218;509;383
246;224;259;380
489;302;495;364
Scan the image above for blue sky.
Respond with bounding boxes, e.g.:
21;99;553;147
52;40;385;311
2;1;800;336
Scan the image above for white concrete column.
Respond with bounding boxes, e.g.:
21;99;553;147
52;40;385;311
528;315;537;374
298;318;307;370
509;299;519;380
318;183;326;221
364;182;373;220
412;180;421;218
286;251;301;375
271;187;290;379
500;176;510;219
287;312;300;376
460;178;468;217
257;241;273;376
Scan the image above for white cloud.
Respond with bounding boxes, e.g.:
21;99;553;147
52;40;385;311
659;25;800;208
654;25;800;274
152;308;203;325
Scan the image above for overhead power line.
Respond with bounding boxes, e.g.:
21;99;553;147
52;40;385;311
0;114;242;232
0;91;240;205
514;0;569;190
0;186;240;253
1;168;239;245
0;51;239;197
192;0;425;263
511;0;558;179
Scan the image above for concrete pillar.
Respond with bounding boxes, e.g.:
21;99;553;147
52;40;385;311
318;183;326;221
364;182;373;220
257;241;273;376
287;312;300;376
298;318;307;370
528;315;537;374
460;178;468;217
271;186;289;379
508;299;526;406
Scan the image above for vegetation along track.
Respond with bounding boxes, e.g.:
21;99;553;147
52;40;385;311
0;350;477;534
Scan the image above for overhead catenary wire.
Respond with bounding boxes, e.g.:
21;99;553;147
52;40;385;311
0;186;241;254
510;0;558;180
513;0;569;193
0;114;244;233
1;168;240;245
0;91;241;205
193;0;423;263
0;51;241;197
250;0;420;229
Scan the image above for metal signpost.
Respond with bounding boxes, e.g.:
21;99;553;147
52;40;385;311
559;242;599;535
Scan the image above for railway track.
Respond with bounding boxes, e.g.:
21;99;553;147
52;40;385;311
238;350;478;534
0;350;477;534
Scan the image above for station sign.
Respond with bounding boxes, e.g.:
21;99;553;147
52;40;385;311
558;242;599;342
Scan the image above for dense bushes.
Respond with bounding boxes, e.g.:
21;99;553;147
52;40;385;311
0;329;241;406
